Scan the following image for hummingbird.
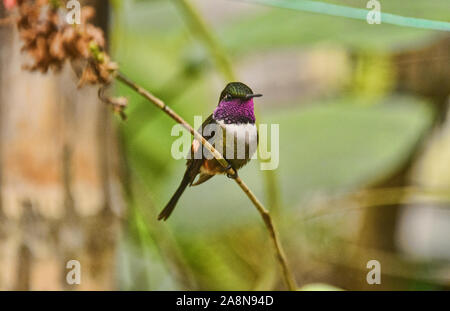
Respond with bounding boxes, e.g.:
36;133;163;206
158;82;262;221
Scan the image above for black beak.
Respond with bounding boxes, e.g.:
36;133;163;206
245;94;263;100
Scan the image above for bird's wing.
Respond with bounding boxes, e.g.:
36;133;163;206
185;114;218;185
187;114;218;164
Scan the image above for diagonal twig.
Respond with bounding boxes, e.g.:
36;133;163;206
115;71;297;291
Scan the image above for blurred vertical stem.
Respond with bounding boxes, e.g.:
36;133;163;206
172;0;235;81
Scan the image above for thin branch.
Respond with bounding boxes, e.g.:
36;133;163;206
115;71;297;291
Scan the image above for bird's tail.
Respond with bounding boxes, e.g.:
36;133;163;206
158;172;191;221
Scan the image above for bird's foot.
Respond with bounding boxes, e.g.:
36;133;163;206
226;164;238;179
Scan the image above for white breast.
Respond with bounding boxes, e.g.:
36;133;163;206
216;121;258;160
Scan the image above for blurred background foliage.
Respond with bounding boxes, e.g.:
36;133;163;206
108;0;449;290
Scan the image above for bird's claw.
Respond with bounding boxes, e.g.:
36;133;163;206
226;164;238;179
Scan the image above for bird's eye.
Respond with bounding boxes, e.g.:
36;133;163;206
224;94;232;101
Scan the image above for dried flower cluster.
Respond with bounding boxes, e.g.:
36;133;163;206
5;0;127;118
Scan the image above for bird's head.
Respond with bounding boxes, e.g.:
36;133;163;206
214;82;262;124
219;82;262;103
